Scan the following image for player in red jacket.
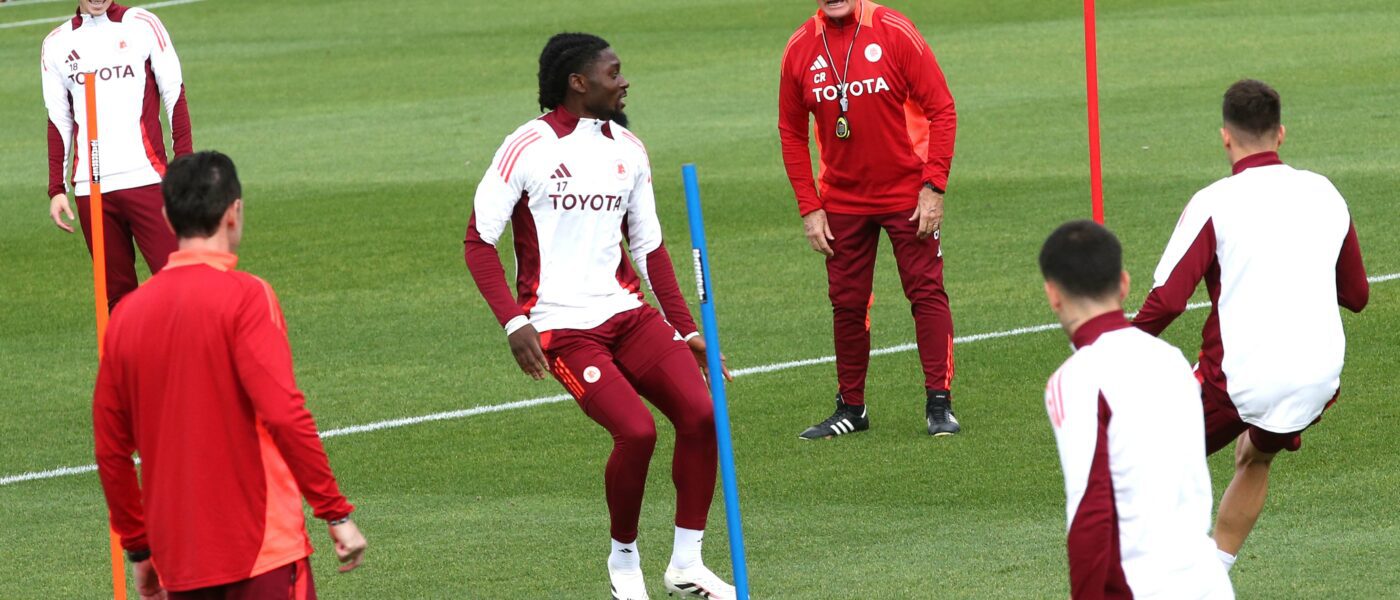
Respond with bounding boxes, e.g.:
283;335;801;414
94;152;366;599
780;0;959;438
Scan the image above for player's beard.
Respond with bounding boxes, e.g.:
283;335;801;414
607;110;629;128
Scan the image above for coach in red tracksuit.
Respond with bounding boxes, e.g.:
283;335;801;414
94;152;366;599
779;0;959;439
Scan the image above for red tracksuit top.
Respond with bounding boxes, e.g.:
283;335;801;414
93;249;353;592
779;1;957;216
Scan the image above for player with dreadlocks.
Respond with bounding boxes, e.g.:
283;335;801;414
464;33;736;600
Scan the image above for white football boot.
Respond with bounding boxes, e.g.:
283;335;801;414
609;564;650;600
663;564;735;599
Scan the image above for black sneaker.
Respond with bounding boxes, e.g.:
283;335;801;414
926;389;960;436
798;395;869;440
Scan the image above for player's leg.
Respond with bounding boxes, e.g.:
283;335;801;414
800;211;879;439
611;309;733;599
122;183;179;274
1212;430;1280;569
878;211;957;436
74;193;139;309
544;329;657;599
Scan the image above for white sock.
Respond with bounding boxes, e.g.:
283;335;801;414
1217;548;1237;572
670;527;704;570
610;538;641;572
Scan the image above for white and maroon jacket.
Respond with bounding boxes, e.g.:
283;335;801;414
1046;312;1233;600
41;3;191;198
465;107;698;339
1134;152;1369;433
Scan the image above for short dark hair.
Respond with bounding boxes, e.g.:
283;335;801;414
1039;220;1122;299
1222;79;1281;138
162;151;242;239
537;32;610;112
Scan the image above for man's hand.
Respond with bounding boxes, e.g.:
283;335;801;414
508;324;550;380
49;193;75;233
909;187;944;239
133;559;166;600
802;209;835;257
687;335;733;383
329;518;368;573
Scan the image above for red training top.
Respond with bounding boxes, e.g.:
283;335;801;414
94;249;353;592
779;0;957;216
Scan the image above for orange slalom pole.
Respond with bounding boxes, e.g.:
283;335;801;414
83;72;128;600
1083;0;1105;224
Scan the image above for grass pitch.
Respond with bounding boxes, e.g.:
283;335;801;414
1;0;1397;597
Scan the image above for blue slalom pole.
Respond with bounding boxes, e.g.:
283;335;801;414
681;163;750;600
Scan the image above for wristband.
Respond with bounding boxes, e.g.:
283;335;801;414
328;515;351;526
923;182;945;195
503;315;530;336
126;548;152;563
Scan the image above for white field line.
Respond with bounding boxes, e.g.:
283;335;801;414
2;272;1393;487
0;0;205;30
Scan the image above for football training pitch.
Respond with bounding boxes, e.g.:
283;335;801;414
1;0;1397;597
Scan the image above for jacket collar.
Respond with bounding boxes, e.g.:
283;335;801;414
1071;310;1132;350
540;106;614;139
163;249;238;272
73;3;127;29
1231;151;1283;175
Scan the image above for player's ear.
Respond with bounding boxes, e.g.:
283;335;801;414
1043;280;1061;311
161;206;175;235
568;72;589;96
1219;127;1231;150
1118;270;1131;303
224;199;242;227
1276;124;1286;148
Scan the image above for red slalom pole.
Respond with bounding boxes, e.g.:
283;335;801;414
1083;0;1105;224
83;71;129;600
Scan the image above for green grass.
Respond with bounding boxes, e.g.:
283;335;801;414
2;0;1398;597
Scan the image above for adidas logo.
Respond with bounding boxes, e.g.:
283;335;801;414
809;55;829;71
65;50;81;64
549;162;573;179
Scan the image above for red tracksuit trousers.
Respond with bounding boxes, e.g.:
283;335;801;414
543;306;718;543
76;183;177;309
825;210;955;405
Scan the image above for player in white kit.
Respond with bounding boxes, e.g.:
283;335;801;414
464;33;734;600
1134;80;1369;571
1040;221;1233;599
41;0;193;307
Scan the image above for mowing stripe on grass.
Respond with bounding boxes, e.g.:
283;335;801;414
0;0;205;30
2;271;1394;487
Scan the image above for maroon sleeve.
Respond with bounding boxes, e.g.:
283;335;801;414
465;212;527;328
170;86;192;158
1133;219;1216;336
93;346;149;552
890;11;957;192
1336;221;1369;313
642;244;698;337
234;277;353;521
47;120;67;198
777;28;823;216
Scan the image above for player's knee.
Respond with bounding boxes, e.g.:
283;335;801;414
1235;435;1278;469
674;400;715;438
614;418;658;451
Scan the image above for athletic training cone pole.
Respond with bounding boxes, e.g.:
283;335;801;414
682;163;750;599
1083;0;1106;223
83;72;128;600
